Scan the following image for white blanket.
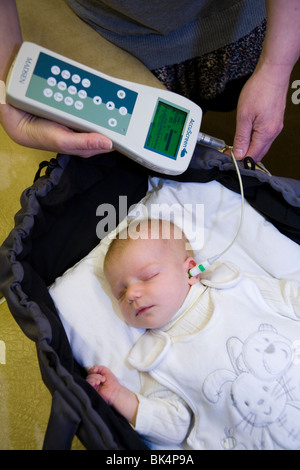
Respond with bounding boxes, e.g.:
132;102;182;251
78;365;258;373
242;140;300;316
49;177;300;395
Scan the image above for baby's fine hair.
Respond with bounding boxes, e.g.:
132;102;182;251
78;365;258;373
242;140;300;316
104;218;193;268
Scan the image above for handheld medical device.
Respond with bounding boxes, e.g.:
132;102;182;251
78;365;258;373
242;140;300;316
5;42;245;272
6;42;202;175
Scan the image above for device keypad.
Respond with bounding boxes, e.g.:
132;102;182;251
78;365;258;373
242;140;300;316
26;52;138;135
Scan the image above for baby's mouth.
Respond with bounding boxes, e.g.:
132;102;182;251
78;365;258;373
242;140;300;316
135;305;153;316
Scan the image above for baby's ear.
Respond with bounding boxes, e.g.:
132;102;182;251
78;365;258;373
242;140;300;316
184;257;199;285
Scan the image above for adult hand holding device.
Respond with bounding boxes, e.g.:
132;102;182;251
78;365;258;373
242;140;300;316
233;0;300;161
0;1;112;158
0;98;113;157
233;62;288;161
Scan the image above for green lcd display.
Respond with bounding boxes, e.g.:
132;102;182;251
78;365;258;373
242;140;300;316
145;99;188;159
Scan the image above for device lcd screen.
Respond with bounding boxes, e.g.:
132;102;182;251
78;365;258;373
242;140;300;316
144;100;188;159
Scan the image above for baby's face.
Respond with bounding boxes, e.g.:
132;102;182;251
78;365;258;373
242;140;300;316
104;237;197;329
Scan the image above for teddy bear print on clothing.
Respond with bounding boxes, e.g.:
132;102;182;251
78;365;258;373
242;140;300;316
203;324;300;450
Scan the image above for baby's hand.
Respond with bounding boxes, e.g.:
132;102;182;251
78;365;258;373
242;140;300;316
86;365;121;405
86;367;106;391
86;365;138;425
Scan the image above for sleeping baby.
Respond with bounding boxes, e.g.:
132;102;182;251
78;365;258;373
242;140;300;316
86;218;300;450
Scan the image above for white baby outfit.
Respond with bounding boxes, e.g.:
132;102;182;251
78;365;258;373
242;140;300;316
127;263;300;450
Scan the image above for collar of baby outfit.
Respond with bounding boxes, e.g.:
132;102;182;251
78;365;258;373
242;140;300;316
127;282;208;372
127;262;242;372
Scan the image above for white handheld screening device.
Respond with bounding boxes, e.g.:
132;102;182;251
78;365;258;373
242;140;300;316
6;42;203;175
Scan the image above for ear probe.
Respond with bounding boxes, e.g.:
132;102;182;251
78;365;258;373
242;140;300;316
189;256;219;277
197;132;226;151
189;144;245;277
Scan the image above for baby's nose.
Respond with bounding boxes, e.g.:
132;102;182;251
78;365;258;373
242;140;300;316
126;283;142;303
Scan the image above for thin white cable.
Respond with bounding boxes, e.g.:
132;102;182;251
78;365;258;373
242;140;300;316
189;144;245;276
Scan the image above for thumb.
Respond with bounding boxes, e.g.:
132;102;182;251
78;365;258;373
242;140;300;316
56;128;113;157
233;116;252;160
65;130;113;151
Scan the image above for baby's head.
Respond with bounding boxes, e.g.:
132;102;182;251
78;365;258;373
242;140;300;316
103;218;198;329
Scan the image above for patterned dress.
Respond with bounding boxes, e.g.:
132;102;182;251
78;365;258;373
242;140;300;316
152;20;266;111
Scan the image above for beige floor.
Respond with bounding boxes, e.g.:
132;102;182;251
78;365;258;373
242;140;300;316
0;136;52;450
0;0;299;450
0;0;163;450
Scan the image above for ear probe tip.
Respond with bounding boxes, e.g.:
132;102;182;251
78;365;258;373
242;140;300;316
189;259;214;277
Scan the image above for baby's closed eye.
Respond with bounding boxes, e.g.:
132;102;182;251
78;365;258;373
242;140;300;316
141;271;159;281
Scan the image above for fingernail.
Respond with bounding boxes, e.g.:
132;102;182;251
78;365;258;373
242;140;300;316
234;149;244;160
103;139;113;150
